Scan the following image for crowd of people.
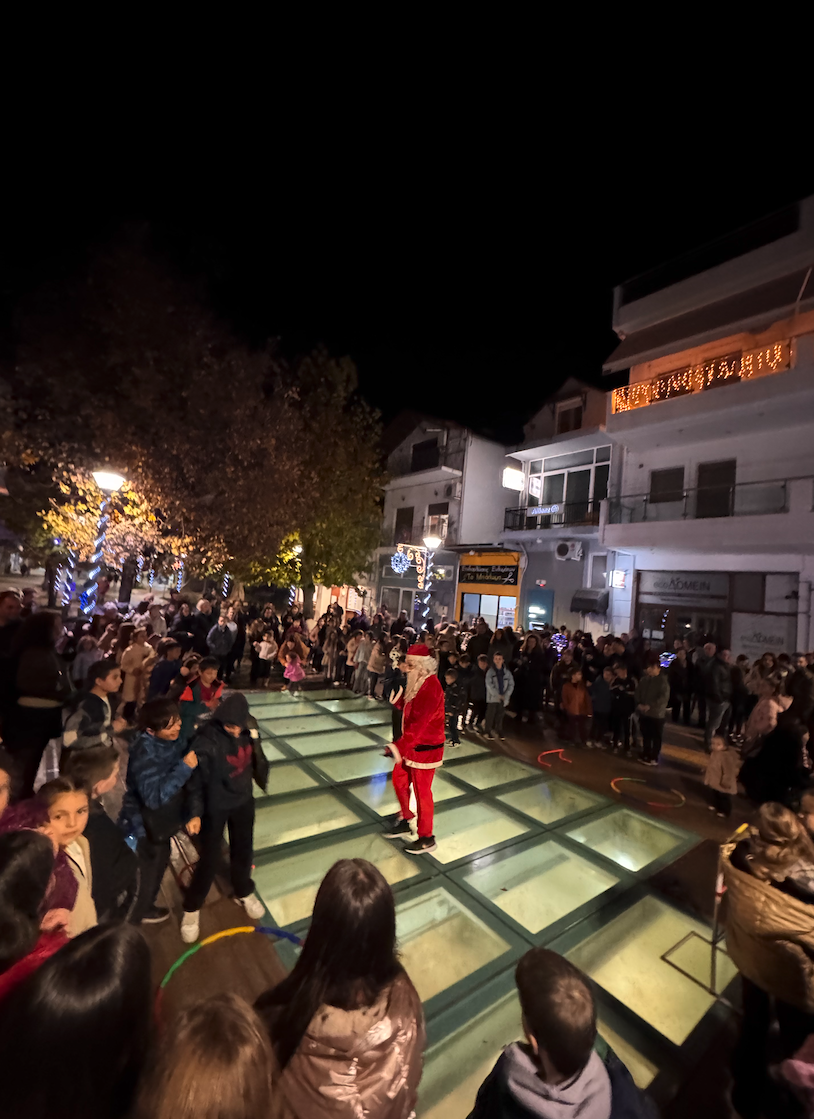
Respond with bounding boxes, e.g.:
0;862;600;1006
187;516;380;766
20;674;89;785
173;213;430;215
5;580;814;1114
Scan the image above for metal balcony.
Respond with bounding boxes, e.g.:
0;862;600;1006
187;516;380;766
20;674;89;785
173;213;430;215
606;479;792;524
504;500;601;531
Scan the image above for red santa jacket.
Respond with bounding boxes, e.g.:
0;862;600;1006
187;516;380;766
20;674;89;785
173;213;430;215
392;674;445;769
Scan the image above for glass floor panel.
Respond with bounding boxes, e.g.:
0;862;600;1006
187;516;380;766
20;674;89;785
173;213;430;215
283;729;380;756
419;990;521;1118
596;1016;659;1089
316;697;377;713
565;809;686;873
297;687;355;701
498;778;607;826
443;739;491;759
254;793;362;850
397;887;512;1003
312;750;393;783
449;755;536;790
347;770;464;818
432;802;529;865
255;831;422;927
665;930;737;997
460;838;620;934
262;714;345;737
567;894;736;1046
253;701;323;720
246;692;294;708
260;740;287;763
340;709;392;727
261;763;320;797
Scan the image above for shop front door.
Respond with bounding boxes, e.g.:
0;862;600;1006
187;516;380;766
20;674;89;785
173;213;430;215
639;605;726;652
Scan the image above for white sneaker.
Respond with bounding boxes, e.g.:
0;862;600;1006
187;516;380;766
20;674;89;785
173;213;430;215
236;893;265;921
180;909;200;943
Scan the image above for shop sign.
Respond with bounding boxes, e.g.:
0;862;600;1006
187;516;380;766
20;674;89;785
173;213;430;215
730;612;797;662
458;563;518;586
529;504;560;515
638;570;729;605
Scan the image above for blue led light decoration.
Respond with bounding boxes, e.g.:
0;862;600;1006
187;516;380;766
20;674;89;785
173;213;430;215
390;551;411;575
176;556;185;592
62;548;77;608
80;500;110;615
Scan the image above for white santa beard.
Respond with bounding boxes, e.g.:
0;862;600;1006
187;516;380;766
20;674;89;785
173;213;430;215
404;662;434;703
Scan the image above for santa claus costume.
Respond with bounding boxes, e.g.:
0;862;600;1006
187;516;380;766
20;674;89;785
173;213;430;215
383;643;446;854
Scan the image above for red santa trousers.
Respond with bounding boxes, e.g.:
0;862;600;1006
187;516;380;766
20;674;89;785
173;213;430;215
392;762;436;838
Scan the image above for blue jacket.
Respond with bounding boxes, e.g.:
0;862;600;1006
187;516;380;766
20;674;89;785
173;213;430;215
119;730;194;840
148;657;183;700
589;676;613;715
486;665;515;704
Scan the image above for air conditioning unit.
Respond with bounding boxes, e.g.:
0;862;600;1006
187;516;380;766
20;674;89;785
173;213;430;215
555;541;583;561
444;482;462;500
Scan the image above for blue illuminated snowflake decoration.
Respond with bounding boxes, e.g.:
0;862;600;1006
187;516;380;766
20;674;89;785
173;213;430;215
390;551;412;574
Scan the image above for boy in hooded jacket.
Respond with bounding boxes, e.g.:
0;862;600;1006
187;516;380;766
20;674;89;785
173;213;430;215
180;692;268;944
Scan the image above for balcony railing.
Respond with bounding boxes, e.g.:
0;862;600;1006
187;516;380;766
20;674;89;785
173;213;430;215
611;341;790;414
504;500;601;532
607;480;790;524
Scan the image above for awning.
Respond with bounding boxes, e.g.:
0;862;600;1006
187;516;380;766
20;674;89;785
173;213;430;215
603;268;814;372
570;589;609;615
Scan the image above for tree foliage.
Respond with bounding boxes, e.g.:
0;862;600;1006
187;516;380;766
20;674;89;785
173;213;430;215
0;228;385;591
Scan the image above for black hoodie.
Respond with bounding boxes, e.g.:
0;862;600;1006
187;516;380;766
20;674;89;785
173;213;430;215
187;693;260;816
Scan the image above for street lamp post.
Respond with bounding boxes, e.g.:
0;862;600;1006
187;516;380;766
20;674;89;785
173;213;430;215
80;471;125;616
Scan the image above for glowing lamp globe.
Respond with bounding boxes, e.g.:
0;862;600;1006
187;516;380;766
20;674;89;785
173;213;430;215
423;535;442;551
92;470;126;493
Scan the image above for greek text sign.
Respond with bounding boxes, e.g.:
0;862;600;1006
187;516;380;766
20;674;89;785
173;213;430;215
458;564;519;586
638;571;729;605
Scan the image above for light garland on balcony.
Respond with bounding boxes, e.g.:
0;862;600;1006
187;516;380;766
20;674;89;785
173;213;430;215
612;341;790;413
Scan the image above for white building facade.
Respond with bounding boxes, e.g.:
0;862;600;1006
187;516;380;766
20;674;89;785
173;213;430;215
600;195;814;657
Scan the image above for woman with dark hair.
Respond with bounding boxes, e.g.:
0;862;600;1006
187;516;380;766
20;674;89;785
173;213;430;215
255;858;424;1119
4;609;72;798
513;633;548;723
0;922;152;1118
136;993;274;1119
0;830;67;1000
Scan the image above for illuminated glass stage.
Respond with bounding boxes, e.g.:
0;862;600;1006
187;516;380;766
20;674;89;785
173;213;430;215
246;688;737;1114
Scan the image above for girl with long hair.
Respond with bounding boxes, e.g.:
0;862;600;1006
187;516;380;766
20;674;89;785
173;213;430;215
255;859;424;1118
0;922;152;1118
0;830;67;1000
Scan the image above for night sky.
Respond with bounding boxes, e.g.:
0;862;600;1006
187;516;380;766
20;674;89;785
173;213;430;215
3;161;812;445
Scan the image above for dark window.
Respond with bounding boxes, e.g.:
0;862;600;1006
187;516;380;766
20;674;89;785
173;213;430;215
427;502;449;517
595;446;611;463
556;404;583;434
649;467;685;504
697;460;736;519
593;464;610;503
394;506;414;544
411;439;439;472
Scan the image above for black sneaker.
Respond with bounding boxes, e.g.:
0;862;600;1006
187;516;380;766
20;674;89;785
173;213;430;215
141;905;170;924
382;817;412;839
404;835;437;855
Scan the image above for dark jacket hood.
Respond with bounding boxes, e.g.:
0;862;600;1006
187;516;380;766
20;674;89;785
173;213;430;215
216;692;250;727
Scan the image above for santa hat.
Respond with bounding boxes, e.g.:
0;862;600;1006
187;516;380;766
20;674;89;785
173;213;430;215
406;644;432;658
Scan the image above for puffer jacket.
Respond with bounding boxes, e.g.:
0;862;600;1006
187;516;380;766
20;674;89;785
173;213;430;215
268;972;425;1119
723;845;814;1011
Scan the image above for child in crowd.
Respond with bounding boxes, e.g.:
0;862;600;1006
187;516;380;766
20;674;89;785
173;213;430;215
610;662;637;754
283;651;305;697
178;656;223;743
589;665;614;749
443;668;466;748
37;776;97;937
351;631;373;694
470;947;645;1118
120;626;155;718
468;653;489;732
62;745;138;921
251;628;278;688
135;993;274;1119
485;652;514;741
148;638;185;699
120;699;199;924
635;654;671;766
668;646;691;724
562;667;592;745
62;660;126;756
70;634;102;687
180;693;265;944
704;733;741;817
384;650;407;741
366;637;388;700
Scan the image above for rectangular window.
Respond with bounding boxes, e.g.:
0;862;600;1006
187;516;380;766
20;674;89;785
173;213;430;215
462;593;481;621
411;439;439;472
649;467;685;504
527;475;543;503
556;401;583;434
696;459;736;519
544;449;594;472
593;464;610;502
394;506;414;544
591;555;607;590
498;596;516;629
529;459;543;475
595;446;611;463
426;501;449;541
479;595;499;631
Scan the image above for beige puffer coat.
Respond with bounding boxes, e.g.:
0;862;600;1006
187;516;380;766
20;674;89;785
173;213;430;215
270;972;425;1119
723;845;814;1010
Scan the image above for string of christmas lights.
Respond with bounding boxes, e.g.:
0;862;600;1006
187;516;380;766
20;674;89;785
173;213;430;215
81;501;110;615
612;341;789;414
61;549;77;608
